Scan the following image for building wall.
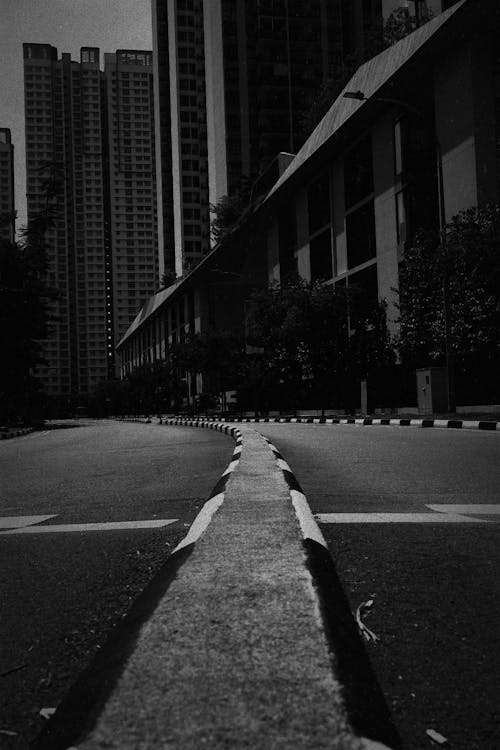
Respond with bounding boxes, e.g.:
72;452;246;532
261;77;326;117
152;0;175;279
264;22;498;341
24;44;158;401
24;44;111;399
203;0;228;206
154;0;380;278
166;0;211;277
434;36;499;221
0;128;15;243
104;50;159;353
119;0;498;395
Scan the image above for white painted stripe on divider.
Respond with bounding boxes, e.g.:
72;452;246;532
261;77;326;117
222;459;239;476
316;512;487;524
174;493;225;551
290;490;328;548
427;504;500;514
0;515;57;529
3;519;179;534
276;457;292;473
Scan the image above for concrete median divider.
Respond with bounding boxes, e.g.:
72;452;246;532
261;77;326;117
34;419;398;750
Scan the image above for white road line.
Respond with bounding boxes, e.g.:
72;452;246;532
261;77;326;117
2;519;179;534
0;515;57;529
316;512;487;524
427;504;500;514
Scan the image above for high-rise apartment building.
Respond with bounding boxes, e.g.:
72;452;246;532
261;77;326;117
152;0;386;279
23;44;157;403
0;128;15;243
104;50;158;348
152;0;210;278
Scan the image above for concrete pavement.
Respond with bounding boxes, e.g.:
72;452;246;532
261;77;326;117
34;420;396;750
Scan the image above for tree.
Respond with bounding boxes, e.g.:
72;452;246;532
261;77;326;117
210;177;253;246
0;213;59;424
173;329;245;411
396;206;500;402
246;278;394;412
160;269;177;289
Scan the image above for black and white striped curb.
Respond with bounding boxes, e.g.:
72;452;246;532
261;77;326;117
265;437;400;750
183;415;499;431
34;420;242;750
115;416;152;424
0;427;34;440
158;418;242;553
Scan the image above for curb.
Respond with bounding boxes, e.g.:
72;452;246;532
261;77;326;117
264;437;400;750
176;415;499;431
0;427;34;440
33;421;242;750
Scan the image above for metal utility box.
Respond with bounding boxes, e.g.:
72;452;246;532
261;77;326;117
416;367;448;415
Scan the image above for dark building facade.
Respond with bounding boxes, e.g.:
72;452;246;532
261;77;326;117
120;0;498;411
0;128;15;243
152;0;386;278
23;44;158;403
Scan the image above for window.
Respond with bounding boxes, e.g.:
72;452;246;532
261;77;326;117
395;189;409;246
310;229;333;281
308;173;330;235
345;201;376;269
344;135;373;209
278;206;297;279
348;264;379;324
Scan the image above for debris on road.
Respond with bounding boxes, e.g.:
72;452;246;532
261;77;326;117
0;730;18;736
39;707;56;720
38;671;52;687
355;598;379;643
426;728;449;745
0;663;28;678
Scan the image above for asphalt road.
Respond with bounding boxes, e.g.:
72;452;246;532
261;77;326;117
253;423;500;750
0;420;233;748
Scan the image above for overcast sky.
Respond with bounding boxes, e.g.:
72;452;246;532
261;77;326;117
1;0;153;232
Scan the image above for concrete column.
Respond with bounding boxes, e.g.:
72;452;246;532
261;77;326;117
295;189;310;282
372;112;400;335
332;159;346;277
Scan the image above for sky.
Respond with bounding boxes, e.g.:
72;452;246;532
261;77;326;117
0;0;153;232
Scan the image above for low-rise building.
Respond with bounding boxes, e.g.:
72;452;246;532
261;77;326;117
117;0;498;408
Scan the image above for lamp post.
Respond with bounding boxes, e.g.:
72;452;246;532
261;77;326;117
343;90;455;411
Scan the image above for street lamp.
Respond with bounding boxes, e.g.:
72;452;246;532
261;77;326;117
343;90;455;411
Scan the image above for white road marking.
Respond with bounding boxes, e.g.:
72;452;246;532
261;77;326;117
0;515;57;529
427;504;500;514
2;519;179;534
316;512;487;524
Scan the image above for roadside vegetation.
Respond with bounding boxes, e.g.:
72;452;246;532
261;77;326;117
0;213;59;425
91;205;500;417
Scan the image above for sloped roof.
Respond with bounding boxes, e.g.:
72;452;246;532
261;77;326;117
116;277;183;347
117;0;469;350
265;0;468;203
